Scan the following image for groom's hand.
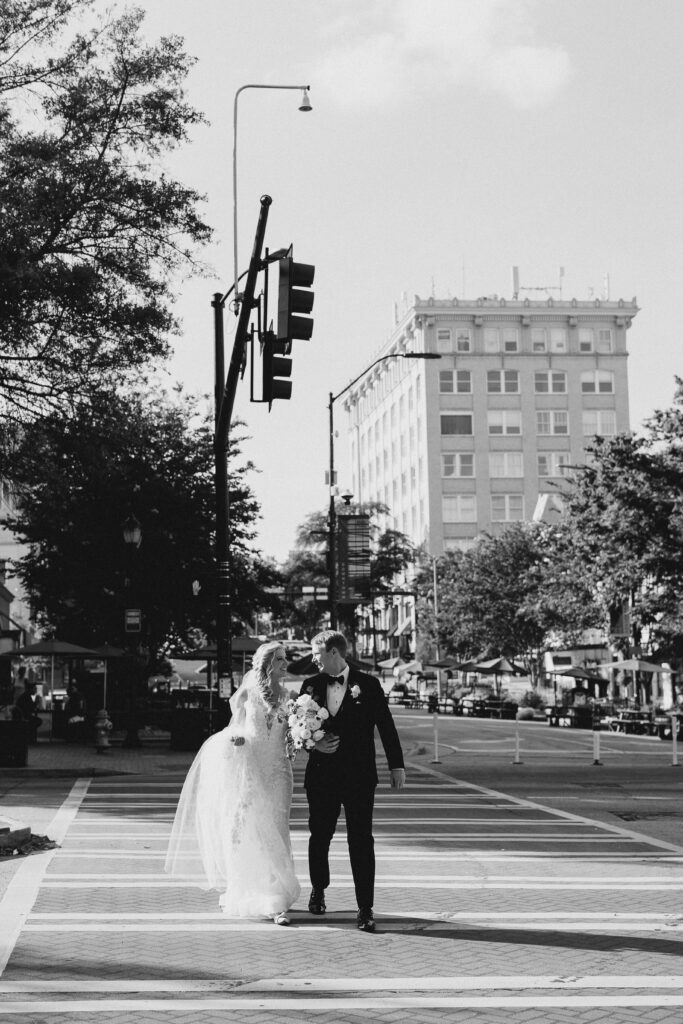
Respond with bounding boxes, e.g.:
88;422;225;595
390;768;406;790
314;733;340;754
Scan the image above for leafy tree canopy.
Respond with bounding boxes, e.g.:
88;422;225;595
420;522;602;683
276;502;416;637
0;0;210;418
0;389;279;653
556;379;683;656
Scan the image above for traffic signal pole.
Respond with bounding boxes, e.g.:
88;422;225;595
214;194;272;697
328;390;337;629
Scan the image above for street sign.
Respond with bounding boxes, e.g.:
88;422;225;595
124;609;142;633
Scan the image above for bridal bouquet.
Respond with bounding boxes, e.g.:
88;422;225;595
285;693;329;753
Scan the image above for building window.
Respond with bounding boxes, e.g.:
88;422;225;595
550;328;567;353
456;370;472;393
442;494;477;523
583;409;617;436
491;494;524;522
442;453;475;477
578;328;594;353
489;452;523;477
444;538;476;552
535;371;567;394
455;329;472;352
439;370;454;394
488;410;522;435
597;328;613;353
441;413;473;435
503;328;519;352
487;369;519;393
536;410;569;435
531;328;547;352
436;328;452;353
581;370;614;393
484;328;500;353
537;452;570;476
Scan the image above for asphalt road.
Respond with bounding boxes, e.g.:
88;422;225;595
397;708;683;850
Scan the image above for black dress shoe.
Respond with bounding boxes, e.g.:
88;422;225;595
356;907;375;932
308;889;326;915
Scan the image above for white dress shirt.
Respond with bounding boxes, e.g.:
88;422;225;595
326;665;349;716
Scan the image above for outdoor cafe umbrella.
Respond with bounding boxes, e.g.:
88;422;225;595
472;656;523;697
378;656;406;670
608;659;666;673
607;658;666;704
555;665;609;702
4;640;100;733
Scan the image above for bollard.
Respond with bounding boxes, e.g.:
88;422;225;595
592;707;603;765
430;712;441;764
512;725;523;765
672;713;680;768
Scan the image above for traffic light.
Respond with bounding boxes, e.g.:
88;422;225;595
277;255;315;348
262;331;292;406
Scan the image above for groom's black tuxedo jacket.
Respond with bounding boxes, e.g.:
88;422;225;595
300;669;404;789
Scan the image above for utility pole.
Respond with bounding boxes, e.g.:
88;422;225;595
214;195;272;699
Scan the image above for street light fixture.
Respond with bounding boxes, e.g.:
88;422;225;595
327;352;441;629
232;83;312;311
122;514;143;748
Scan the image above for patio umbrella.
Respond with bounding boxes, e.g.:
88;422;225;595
6;640;100;731
555;666;606;681
378;656;405;670
90;645;126;709
608;659;666;706
608;659;666;673
425;658;459;669
472;656;523;697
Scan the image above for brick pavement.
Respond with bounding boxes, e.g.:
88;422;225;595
2;736;683;1022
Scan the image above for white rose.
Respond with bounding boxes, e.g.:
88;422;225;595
297;694;313;708
318;707;330;720
302;727;312;739
312;729;325;741
288;715;298;727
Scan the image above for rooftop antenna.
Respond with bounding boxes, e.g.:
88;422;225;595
513;265;564;300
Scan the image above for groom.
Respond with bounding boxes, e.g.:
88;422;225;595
301;629;405;932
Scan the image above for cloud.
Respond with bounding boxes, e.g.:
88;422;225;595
314;0;571;110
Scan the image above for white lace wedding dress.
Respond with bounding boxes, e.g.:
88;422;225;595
164;673;300;917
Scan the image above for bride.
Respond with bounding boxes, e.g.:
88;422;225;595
164;641;301;925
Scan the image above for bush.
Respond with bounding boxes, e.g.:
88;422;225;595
520;689;545;710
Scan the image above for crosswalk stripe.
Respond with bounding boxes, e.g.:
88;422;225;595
2;975;683;993
5;994;683;1011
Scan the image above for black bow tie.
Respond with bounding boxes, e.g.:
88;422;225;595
328;675;345;686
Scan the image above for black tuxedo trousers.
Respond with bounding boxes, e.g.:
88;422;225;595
301;670;404;910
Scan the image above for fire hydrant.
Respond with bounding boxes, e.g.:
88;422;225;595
94;708;113;754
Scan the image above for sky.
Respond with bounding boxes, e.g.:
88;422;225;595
96;0;683;563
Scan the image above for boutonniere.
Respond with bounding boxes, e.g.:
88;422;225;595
350;684;361;701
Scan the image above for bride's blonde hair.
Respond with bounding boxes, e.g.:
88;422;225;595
251;641;286;688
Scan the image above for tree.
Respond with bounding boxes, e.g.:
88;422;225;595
276;503;416;638
0;1;210;419
423;523;601;685
0;389;279;653
556;380;683;657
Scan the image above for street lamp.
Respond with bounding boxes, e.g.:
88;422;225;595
122;514;143;748
232;83;312;310
327;352;441;629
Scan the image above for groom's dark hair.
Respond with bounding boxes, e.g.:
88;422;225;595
312;629;347;656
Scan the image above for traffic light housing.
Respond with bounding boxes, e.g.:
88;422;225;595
277;256;315;348
262;331;292;406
